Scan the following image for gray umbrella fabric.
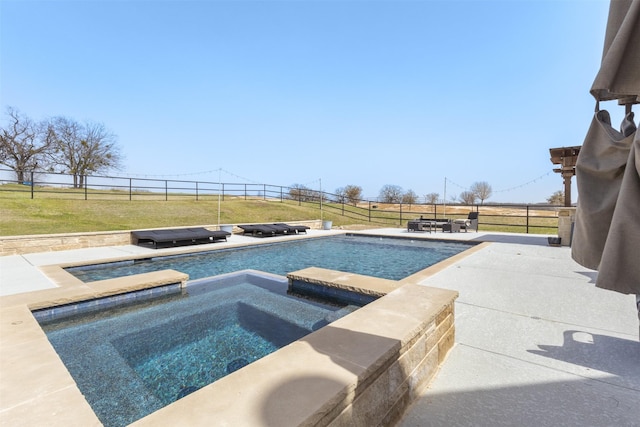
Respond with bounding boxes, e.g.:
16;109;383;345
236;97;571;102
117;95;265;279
590;0;640;104
596;131;640;294
571;0;640;296
571;110;635;271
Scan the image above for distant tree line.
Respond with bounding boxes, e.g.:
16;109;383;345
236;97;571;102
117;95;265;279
287;181;501;206
379;181;493;205
4;107;562;204
0;107;122;187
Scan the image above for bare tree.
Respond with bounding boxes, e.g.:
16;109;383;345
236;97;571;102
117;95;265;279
470;181;492;204
378;184;403;203
402;189;418;205
48;117;122;188
0;107;53;183
424;192;439;204
289;184;315;202
343;184;362;205
547;190;564;205
459;191;476;205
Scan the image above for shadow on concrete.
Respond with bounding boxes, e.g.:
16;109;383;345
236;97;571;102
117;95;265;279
576;270;598;283
528;330;640;385
471;233;552;246
398;376;640;426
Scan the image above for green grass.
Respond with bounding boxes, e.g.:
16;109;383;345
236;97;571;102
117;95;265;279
0;184;558;236
0;196;365;236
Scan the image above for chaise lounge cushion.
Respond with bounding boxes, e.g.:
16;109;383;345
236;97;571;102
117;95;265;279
132;227;230;248
239;223;310;237
273;223;310;234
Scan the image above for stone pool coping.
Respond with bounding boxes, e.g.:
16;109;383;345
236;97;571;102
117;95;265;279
0;234;483;426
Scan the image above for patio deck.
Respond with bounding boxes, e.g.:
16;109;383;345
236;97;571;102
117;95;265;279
1;228;638;426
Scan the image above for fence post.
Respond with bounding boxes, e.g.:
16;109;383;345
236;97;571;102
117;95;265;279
129;178;132;201
30;171;34;199
165;180;168;201
526;205;530;234
369;201;371;222
399;203;402;225
222;183;225;201
196;181;199;201
84;175;88;200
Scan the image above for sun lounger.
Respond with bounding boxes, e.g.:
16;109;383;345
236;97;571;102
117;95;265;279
239;223;309;237
273;223;310;234
238;224;277;237
131;227;230;249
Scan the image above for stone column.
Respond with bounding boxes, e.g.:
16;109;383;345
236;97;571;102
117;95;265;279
557;207;576;246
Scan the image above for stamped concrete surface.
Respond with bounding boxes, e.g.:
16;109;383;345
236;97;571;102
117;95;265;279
396;232;640;427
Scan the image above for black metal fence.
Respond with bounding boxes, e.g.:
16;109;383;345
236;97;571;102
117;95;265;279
0;169;560;234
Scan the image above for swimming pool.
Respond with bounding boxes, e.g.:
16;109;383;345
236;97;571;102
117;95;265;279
35;271;360;427
67;234;475;282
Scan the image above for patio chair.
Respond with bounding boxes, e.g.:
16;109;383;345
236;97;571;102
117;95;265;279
453;212;479;232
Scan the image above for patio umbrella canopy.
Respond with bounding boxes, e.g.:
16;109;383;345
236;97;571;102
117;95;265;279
572;0;640;296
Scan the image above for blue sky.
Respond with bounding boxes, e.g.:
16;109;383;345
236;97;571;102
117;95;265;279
1;0;616;203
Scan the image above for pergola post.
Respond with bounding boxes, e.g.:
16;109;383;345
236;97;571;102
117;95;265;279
549;146;581;207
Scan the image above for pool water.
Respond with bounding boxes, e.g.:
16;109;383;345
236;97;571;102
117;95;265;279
67;234;474;282
39;235;473;426
36;273;359;427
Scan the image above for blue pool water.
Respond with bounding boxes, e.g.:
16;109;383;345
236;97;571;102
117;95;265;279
39;235;473;426
67;234;474;282
36;272;359;427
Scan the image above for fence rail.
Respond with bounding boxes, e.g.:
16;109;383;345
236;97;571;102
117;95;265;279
0;169;560;234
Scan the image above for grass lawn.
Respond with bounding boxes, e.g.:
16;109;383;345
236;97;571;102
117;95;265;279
0;184;558;236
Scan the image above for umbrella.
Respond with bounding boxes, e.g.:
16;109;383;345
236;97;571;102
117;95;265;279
572;0;640;300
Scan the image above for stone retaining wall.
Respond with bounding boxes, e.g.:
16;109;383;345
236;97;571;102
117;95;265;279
0;220;322;256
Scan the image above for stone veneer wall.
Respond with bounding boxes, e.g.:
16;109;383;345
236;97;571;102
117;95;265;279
0;220;322;256
326;295;456;426
0;231;132;256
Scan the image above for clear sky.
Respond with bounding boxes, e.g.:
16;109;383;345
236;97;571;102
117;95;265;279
1;0;617;203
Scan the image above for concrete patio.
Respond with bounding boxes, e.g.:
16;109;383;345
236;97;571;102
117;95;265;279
393;230;640;427
1;228;638;426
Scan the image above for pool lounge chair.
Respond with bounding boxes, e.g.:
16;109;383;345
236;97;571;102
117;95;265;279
238;224;281;237
239;223;309;237
273;223;310;234
131;227;230;249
